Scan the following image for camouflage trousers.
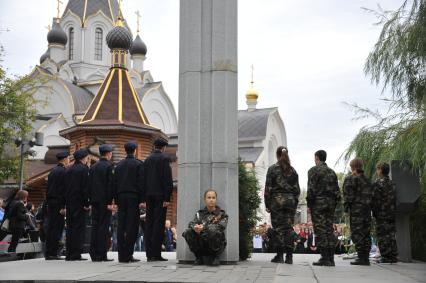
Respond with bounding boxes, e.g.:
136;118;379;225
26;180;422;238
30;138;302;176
349;210;371;256
270;194;297;252
182;227;226;257
311;203;336;250
376;217;398;260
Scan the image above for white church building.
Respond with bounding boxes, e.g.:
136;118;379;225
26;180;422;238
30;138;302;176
26;0;287;223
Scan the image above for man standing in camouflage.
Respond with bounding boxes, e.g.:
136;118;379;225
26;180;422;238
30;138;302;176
372;162;398;263
343;158;373;265
307;150;340;266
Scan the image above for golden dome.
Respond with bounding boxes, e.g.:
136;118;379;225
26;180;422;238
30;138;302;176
246;85;259;101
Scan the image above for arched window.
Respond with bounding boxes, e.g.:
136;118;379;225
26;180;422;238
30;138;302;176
94;28;103;61
68;27;74;60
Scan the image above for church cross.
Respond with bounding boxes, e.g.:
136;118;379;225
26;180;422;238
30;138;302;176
250;64;255;86
135;10;141;34
56;0;63;19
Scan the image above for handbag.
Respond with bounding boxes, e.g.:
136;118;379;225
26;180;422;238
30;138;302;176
1;218;10;232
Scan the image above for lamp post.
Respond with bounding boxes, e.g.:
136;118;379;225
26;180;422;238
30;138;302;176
14;132;44;190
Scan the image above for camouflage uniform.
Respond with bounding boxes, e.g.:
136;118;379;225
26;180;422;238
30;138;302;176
372;176;398;261
182;206;228;258
343;174;373;260
264;164;300;253
307;163;341;253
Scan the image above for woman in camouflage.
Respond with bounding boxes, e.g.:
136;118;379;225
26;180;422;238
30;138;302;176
182;189;228;266
264;146;301;264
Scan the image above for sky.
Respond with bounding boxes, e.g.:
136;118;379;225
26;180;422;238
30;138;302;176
0;0;403;188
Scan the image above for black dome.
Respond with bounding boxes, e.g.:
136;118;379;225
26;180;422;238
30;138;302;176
40;48;50;64
130;35;147;56
106;25;132;50
47;21;67;45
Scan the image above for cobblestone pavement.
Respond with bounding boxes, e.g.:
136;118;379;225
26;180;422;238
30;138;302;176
0;252;425;283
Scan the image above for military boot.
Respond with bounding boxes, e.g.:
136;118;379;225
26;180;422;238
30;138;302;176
313;249;331;266
194;254;203;265
328;248;335;266
350;252;370;266
271;248;284;263
284;249;293;264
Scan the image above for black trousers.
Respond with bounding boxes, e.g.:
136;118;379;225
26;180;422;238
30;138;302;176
90;202;112;260
8;228;24;252
145;197;167;259
66;206;86;260
117;193;139;262
45;200;65;257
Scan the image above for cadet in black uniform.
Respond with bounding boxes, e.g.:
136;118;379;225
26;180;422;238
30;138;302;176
114;141;144;263
45;151;69;260
88;144;114;262
64;149;90;261
143;138;173;262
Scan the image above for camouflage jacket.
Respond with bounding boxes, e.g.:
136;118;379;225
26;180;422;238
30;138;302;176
306;162;341;209
264;163;300;210
343;173;372;213
188;206;228;232
372;176;396;219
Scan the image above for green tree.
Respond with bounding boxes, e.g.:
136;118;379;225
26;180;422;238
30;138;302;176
344;1;426;261
0;48;38;183
238;159;261;260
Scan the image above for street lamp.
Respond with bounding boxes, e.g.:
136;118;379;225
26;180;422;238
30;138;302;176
14;132;44;190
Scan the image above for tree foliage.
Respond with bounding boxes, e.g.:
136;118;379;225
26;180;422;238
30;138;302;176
344;0;426;261
238;159;261;261
0;48;38;183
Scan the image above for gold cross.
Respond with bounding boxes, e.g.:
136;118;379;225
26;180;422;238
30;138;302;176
250;64;255;85
56;0;63;19
135;10;141;34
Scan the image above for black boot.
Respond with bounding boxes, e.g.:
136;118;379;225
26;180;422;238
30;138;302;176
284;249;293;264
328;248;335;266
271;248;284;263
313;249;330;266
350;252;370;266
194;254;204;265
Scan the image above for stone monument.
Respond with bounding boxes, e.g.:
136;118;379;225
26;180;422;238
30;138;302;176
177;0;239;263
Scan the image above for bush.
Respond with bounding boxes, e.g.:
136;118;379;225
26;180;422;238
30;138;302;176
238;159;261;261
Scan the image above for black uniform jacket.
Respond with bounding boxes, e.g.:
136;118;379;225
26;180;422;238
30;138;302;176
46;163;67;207
64;161;90;208
88;158;114;204
143;150;173;202
113;154;144;201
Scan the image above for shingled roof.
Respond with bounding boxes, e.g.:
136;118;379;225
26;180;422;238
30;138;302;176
63;0;119;25
238;107;277;142
78;68;152;129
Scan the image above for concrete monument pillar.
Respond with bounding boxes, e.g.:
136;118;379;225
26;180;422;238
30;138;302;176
177;0;239;263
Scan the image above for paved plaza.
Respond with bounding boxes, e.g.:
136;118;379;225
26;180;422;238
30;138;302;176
0;252;425;283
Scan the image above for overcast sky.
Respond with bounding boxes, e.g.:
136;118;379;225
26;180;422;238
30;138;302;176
0;0;402;188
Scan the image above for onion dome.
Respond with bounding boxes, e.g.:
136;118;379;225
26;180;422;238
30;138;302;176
246;84;259;101
106;20;132;50
130;35;147;56
47;21;67;45
40;48;50;64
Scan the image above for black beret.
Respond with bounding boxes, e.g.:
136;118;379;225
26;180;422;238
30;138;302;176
124;141;137;151
73;148;89;160
154;138;168;147
99;144;113;154
56;151;69;160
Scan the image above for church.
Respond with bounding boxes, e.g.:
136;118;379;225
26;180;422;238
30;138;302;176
19;0;287;224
